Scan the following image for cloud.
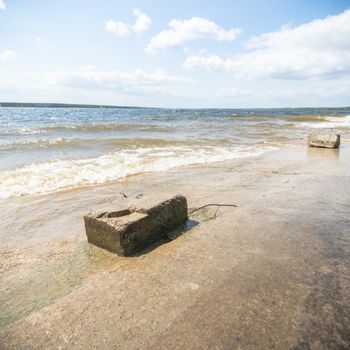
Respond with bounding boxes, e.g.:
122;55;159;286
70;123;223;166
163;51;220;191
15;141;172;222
146;17;241;53
0;68;192;107
132;8;152;33
184;55;224;71
245;10;350;51
49;66;191;95
105;20;130;37
184;9;350;79
0;49;17;62
1;67;350;107
0;0;5;10
105;9;151;37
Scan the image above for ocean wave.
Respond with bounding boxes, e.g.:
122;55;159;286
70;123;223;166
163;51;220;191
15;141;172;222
43;123;173;132
1;137;73;150
17;128;49;135
0;123;174;137
0;137;215;152
0;145;274;198
107;138;210;148
295;115;350;129
286;115;331;122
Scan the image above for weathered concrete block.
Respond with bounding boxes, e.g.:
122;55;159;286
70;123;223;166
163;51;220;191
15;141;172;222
308;133;340;148
84;195;188;256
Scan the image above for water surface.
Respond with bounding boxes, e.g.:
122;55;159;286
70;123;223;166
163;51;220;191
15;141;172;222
1;107;349;198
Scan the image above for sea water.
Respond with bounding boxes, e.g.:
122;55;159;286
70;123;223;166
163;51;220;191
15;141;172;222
0;107;349;198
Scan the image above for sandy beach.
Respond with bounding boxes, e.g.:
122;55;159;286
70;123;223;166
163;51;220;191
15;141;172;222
1;144;350;349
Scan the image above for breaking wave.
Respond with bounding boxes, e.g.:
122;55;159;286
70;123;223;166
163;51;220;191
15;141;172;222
0;145;273;198
1;137;73;150
294;115;350;129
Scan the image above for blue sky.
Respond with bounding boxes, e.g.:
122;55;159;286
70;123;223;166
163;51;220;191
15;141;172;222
0;0;349;107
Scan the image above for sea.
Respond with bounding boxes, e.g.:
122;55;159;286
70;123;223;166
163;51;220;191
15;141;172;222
0;106;349;199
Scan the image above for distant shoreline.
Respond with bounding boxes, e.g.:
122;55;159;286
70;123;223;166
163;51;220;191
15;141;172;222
0;102;349;110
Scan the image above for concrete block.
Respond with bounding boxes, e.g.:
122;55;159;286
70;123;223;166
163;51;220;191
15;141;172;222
308;133;340;148
84;195;188;256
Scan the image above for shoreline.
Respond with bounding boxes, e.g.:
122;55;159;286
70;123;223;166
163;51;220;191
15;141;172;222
1;102;349;109
0;143;274;199
1;144;350;348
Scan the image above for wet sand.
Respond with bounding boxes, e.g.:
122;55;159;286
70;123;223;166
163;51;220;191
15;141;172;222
1;145;350;349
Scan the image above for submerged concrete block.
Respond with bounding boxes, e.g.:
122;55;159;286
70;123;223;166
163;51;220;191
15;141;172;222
84;195;188;256
308;133;340;149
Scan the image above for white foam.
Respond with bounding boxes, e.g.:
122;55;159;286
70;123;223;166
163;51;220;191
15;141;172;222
2;137;68;148
0;145;274;198
300;115;350;129
18;127;49;135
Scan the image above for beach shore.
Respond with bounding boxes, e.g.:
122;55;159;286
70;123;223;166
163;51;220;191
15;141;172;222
1;144;350;349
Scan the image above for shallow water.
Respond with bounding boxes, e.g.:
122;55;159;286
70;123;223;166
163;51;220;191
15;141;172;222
0;206;217;327
0;243;117;326
0;107;349;198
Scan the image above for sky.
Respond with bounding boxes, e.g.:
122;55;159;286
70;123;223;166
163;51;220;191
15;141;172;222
0;0;350;108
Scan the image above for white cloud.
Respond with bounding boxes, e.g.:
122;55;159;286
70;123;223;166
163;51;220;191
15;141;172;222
184;9;350;79
146;17;241;53
0;49;17;62
245;10;350;51
132;8;152;33
49;66;191;95
0;68;194;106
105;9;151;38
184;55;224;72
105;20;130;37
0;0;5;10
1;67;350;107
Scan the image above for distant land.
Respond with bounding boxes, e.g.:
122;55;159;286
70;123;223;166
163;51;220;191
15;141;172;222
0;102;349;111
0;102;148;109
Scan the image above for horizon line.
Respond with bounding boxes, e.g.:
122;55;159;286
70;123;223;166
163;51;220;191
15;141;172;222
0;102;349;110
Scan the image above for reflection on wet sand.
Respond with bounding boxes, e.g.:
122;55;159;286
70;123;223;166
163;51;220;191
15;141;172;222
307;146;340;159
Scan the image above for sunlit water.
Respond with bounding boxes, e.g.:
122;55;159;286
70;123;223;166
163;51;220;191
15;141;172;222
0;107;349;198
